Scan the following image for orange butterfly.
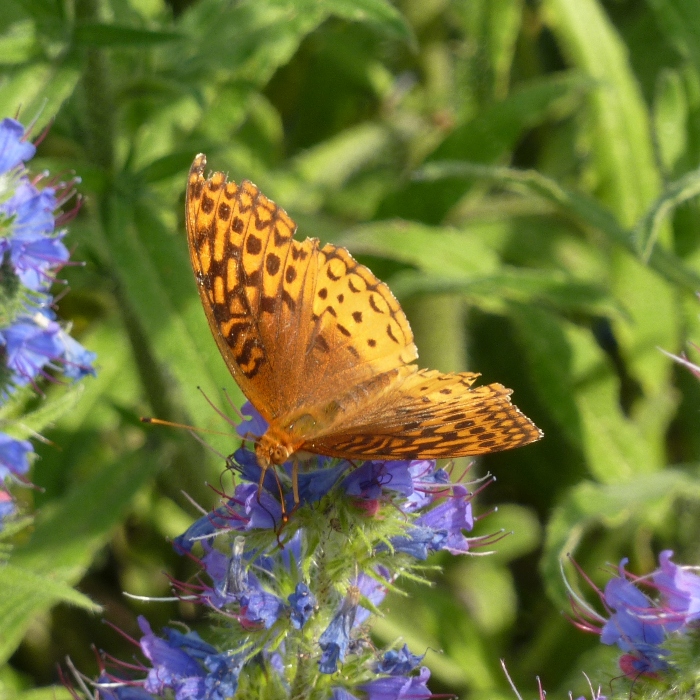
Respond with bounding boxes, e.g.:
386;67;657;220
186;154;541;497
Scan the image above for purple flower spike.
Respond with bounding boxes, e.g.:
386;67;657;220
0;432;33;481
56;328;97;379
0;118;35;174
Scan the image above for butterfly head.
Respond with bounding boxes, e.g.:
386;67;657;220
255;430;293;468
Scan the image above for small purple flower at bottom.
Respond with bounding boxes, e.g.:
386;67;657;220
359;666;433;700
376;644;424;675
0;118;35;174
137;617;243;699
288;582;316;629
331;689;360;700
0;488;16;526
0;432;33;481
318;586;361;674
414;484;474;554
138;617;205;695
653;550;700;626
600;560;666;652
56;328;97;380
0;316;63;389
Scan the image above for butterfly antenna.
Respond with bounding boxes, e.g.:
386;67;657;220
197;386;240;428
140;416;233;439
187;429;228;461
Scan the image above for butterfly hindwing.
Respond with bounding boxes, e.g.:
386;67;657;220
304;369;542;459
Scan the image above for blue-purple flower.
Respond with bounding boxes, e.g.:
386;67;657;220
0;431;33;481
288;582;316;629
359;665;433;699
318;586;360;674
0;118;35;175
570;551;700;678
137;617;243;700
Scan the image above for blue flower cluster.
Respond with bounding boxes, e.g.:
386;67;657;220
91;402;495;699
0;117;96;526
571;550;700;678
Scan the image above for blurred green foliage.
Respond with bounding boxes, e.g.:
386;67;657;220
2;0;700;698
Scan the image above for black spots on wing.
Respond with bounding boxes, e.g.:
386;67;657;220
337;293;344;303
318;287;328;300
266;253;280;275
386;324;399;343
226;322;249;346
218;202;231;220
348;277;361;293
367;338;376;348
454;420;475;430
246;234;262;255
347;346;360;359
369;294;382;314
232;217;245;234
201;195;215;214
352;311;362;323
285;266;297;284
326;306;337;318
337;323;351;337
439;388;452;395
190;181;203;200
326;266;341;281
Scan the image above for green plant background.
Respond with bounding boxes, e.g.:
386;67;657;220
2;0;700;698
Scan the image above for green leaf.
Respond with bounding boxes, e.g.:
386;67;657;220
339;220;499;276
3;448;165;662
378;72;586;223
102;190;237;453
321;0;414;42
634;167;700;260
415;161;700;294
543;0;660;225
510;306;583;447
387;267;619;318
0;563;99;662
73;22;182;47
0;384;86;439
0;62;80;133
647;0;700;74
541;470;700;606
14;688;73;700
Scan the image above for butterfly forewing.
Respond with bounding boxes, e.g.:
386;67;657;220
186;155;421;425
